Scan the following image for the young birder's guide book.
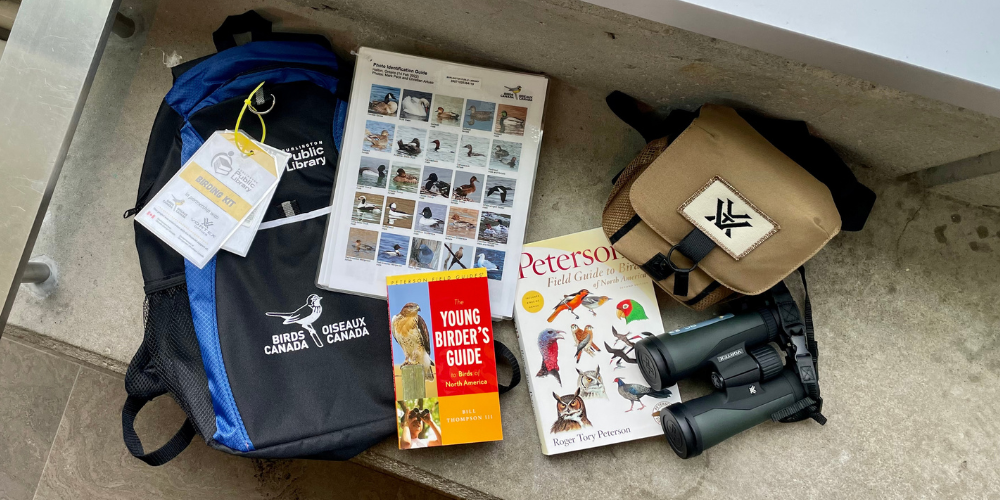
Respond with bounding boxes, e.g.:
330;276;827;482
317;47;549;319
513;228;681;455
386;268;503;449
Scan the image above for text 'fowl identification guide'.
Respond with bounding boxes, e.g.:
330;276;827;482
387;268;502;449
513;228;681;455
136;131;289;267
317;47;549;319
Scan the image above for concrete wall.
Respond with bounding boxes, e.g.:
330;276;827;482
271;0;1000;206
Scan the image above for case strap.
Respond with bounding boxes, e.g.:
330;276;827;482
641;228;715;296
122;395;196;466
605;91;698;145
769;267;825;425
606;91;876;231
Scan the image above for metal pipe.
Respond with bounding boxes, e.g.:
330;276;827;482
0;1;134;39
20;261;50;284
0;0;121;331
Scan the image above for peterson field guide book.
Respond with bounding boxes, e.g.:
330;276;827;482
513;228;681;455
317;47;549;319
387;268;503;449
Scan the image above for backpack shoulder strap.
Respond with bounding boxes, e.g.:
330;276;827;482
213;10;333;53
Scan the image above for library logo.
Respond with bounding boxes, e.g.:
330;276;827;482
285;140;328;171
212;151;235;176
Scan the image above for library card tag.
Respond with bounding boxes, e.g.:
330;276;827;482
221;138;291;256
136;131;281;268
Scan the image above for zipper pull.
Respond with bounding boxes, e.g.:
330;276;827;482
123;206;141;219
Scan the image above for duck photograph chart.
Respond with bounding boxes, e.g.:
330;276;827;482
474;247;504;281
489;139;521;171
452;171;483;203
463;99;496;132
377;232;410;266
369;84;400;117
383;197;416;230
399;89;433;121
351;192;385;224
457;134;490;169
419;166;453;199
408;237;442;270
442;242;474;270
357;156;388;189
482;176;515;209
431;94;464;127
425;129;459;164
446;206;479;240
415;202;447;236
495;104;527;136
363;120;395;153
389;163;421;194
392;125;427;161
346;227;379;261
320;47;549;318
478;211;511;245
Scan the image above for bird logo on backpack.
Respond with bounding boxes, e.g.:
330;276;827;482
266;294;324;348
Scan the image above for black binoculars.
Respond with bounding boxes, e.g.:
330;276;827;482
635;304;823;459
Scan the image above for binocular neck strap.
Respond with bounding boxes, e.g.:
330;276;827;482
770;267;826;425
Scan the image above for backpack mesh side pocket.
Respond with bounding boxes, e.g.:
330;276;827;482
124;280;217;453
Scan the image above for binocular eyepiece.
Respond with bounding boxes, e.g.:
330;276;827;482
635;308;814;458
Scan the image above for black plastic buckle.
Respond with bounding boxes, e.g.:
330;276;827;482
641;253;674;282
790;334;817;384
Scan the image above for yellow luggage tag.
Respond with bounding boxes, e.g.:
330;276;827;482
136;82;289;267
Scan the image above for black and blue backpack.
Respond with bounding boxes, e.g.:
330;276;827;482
121;12;399;465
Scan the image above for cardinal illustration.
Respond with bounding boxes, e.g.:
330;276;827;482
616;299;648;324
547;289;590;322
570;324;601;361
266;294;324;348
391;302;436;381
537;328;565;384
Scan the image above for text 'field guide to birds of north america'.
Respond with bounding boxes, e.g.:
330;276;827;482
514;228;681;455
318;48;549;319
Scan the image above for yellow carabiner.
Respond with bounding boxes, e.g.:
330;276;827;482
234;81;268;155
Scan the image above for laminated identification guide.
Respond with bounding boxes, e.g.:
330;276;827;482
137;131;284;268
317;47;549;319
